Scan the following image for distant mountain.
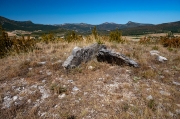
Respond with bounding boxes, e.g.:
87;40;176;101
124;21;153;27
0;16;153;32
55;23;93;33
56;21;153;33
122;21;180;35
0;16;180;35
97;21;153;30
0;16;58;31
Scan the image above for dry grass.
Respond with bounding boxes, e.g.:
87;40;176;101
0;35;180;119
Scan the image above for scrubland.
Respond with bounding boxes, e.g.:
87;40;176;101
0;33;180;119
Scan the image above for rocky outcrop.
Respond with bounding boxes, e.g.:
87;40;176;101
97;48;139;67
62;43;106;69
62;43;139;69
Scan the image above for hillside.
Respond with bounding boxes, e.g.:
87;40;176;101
0;36;180;118
122;21;180;35
0;16;59;31
0;16;180;35
0;16;153;32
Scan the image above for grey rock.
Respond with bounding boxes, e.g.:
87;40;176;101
146;95;153;100
176;109;180;114
62;43;139;69
168;111;174;117
160;90;170;96
97;48;139;67
157;55;167;62
62;43;106;69
13;96;18;101
58;93;66;99
173;81;180;86
150;50;160;56
72;86;79;92
38;62;46;65
149;50;167;62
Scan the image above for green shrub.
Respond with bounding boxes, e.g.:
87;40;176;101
11;36;36;53
0;26;37;58
41;32;55;43
50;83;67;94
147;99;156;111
65;31;82;43
92;26;98;39
0;26;13;57
109;29;124;43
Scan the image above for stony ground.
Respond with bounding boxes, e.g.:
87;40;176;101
0;40;180;119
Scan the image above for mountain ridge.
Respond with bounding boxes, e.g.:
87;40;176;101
0;16;180;35
0;16;153;31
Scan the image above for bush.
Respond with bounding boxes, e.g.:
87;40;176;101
0;26;13;57
139;36;151;44
0;26;37;58
160;36;180;48
109;29;124;43
65;31;83;43
41;32;55;43
11;36;36;53
92;26;98;39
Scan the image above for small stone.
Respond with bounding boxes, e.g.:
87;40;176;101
52;60;62;65
168;111;174;117
129;104;134;107
160;75;165;79
146;95;153;100
99;78;103;80
19;97;23;100
38;62;46;65
41;112;46;117
12;86;16;90
68;80;74;83
126;70;131;73
106;74;110;77
46;71;52;76
58;93;66;99
176;109;180;114
13;96;18;101
157;55;167;62
42;80;46;83
160;91;170;96
28;68;32;70
88;66;93;70
173;81;180;86
58;78;63;81
150;50;159;56
72;86;79;92
27;99;31;103
84;92;88;95
176;104;180;107
26;58;31;61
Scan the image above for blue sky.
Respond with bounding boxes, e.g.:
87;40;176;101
0;0;180;24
